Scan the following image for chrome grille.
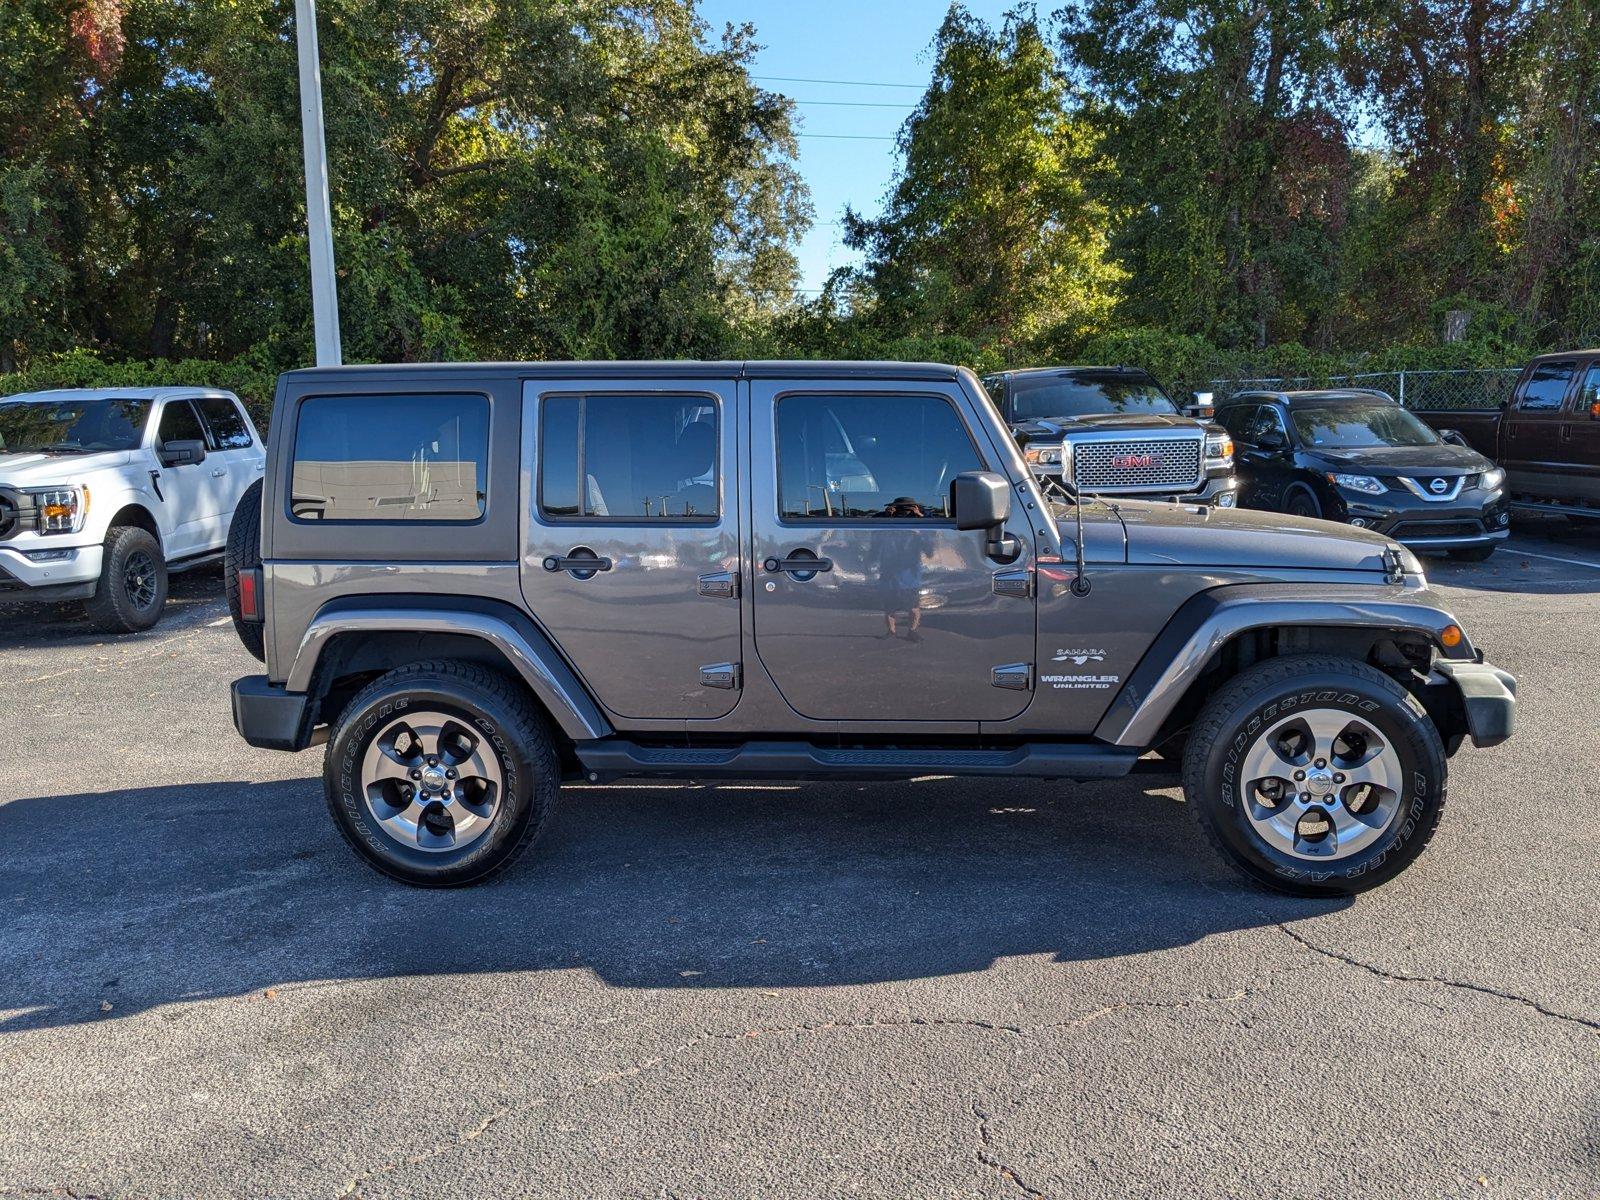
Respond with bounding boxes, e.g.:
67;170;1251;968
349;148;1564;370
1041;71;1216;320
1072;435;1206;493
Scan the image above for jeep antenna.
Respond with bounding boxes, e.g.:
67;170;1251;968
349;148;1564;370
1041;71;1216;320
1043;458;1092;597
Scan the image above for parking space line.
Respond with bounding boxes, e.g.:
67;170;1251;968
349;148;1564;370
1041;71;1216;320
1505;547;1600;572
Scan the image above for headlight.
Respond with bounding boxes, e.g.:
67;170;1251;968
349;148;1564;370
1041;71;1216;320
27;485;90;535
1023;443;1064;468
1481;467;1505;491
1327;473;1387;496
1205;434;1234;467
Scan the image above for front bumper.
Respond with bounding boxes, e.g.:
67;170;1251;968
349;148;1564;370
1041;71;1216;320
1433;660;1517;749
1336;488;1511;550
232;675;314;751
0;544;104;604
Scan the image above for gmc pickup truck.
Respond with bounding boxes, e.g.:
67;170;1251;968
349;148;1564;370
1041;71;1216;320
1417;349;1600;519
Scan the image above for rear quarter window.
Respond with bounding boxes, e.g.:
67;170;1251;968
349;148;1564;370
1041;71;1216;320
289;393;489;522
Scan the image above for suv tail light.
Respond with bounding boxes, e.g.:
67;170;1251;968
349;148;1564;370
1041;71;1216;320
238;567;264;622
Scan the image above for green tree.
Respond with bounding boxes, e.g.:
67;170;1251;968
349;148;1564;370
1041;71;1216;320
843;5;1119;361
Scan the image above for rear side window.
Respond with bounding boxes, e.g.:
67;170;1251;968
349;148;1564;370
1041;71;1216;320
1518;362;1575;411
157;399;206;445
289;393;489;522
538;394;719;521
197;396;253;450
776;393;983;521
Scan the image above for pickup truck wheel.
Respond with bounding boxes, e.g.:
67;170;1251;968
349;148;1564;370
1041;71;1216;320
1182;655;1446;897
323;661;559;887
224;479;266;661
85;526;168;634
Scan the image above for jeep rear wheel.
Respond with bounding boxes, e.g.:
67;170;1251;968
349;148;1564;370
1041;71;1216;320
1182;655;1446;896
85;526;168;634
323;661;559;887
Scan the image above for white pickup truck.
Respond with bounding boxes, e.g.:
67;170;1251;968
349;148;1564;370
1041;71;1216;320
0;387;264;633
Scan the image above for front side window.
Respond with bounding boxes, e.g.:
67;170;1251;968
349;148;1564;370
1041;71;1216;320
1519;362;1575;411
197;396;254;450
777;393;983;521
1577;364;1600;414
1290;403;1439;449
0;398;150;454
1217;404;1260;442
538;393;718;521
290;393;489;522
157;399;207;445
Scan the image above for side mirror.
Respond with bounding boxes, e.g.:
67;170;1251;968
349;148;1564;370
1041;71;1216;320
1589;399;1600;420
1256;430;1287;450
950;470;1019;562
1438;429;1470;447
159;438;207;467
1183;391;1216;420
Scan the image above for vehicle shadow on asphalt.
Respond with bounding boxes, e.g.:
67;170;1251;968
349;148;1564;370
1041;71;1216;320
0;565;225;651
0;774;1350;1031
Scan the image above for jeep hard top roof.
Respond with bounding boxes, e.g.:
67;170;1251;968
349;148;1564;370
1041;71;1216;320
280;360;969;383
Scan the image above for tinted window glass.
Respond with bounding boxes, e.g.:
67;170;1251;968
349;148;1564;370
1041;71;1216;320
1290;403;1438;448
1519;362;1574;411
1577;364;1600;413
538;394;718;520
1217;404;1259;441
157;399;206;445
0;398;150;454
290;393;489;522
1007;371;1178;421
777;394;982;520
197;396;253;450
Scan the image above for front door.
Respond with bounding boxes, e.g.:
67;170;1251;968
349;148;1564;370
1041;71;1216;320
520;377;743;721
749;380;1036;723
151;398;216;557
1564;359;1600;506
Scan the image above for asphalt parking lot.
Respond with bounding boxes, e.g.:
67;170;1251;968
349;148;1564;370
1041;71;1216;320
3;518;1599;1199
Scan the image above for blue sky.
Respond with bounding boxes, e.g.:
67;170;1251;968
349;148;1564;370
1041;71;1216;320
698;1;1017;296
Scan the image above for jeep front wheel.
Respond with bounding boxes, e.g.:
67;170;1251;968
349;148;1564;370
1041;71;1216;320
1182;655;1446;896
323;661;559;886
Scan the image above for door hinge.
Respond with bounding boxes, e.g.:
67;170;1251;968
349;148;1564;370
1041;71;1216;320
699;662;741;690
698;570;739;598
992;568;1032;599
991;662;1033;691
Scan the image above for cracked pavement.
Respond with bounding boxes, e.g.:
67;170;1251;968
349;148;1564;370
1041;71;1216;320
3;523;1600;1198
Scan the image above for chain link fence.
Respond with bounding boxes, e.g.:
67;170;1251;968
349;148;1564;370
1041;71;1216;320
1201;368;1521;411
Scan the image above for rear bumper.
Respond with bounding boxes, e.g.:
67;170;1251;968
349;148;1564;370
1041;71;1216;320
1433;660;1517;749
232;675;313;751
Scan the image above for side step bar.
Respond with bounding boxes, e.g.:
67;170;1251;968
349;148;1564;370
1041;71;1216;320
573;739;1141;783
1510;498;1600;520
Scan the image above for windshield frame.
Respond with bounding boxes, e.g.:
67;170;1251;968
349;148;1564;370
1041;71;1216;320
1006;372;1181;422
0;396;155;456
1287;402;1441;451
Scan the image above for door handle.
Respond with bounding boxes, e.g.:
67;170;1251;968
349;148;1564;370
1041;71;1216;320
542;548;612;579
763;553;833;579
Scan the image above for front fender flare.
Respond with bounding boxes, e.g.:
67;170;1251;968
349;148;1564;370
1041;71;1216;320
286;597;612;742
1094;582;1474;747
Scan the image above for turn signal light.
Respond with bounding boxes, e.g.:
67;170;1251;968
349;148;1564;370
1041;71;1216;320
1440;624;1464;649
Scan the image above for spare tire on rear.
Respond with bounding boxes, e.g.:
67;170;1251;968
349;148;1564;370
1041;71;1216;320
225;479;266;662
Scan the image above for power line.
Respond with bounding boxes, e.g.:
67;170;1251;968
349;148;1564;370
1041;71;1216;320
796;132;899;141
757;74;923;89
794;98;916;108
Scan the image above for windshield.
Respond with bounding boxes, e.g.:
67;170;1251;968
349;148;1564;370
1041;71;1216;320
1008;373;1179;421
0;398;152;455
1290;403;1439;449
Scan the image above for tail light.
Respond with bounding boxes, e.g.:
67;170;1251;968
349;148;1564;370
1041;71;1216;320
238;567;263;622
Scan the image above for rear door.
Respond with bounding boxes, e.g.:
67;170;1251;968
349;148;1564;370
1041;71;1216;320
194;394;262;544
1562;358;1600;505
748;377;1036;724
520;376;742;721
1503;360;1577;498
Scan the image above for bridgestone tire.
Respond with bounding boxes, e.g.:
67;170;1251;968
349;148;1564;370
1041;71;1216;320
1181;654;1446;897
225;479;266;661
323;661;559;887
85;526;168;634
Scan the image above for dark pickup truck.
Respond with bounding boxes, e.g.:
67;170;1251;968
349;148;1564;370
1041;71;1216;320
1418;350;1600;519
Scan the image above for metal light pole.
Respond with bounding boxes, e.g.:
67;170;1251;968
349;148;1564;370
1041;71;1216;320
294;0;342;366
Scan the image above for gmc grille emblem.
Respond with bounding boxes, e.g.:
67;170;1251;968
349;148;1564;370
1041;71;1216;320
1111;453;1156;469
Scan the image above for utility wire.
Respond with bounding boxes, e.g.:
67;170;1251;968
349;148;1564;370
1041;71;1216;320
757;74;923;89
796;132;898;141
794;98;916;108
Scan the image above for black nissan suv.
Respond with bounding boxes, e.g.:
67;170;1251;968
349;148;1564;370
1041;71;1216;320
981;366;1238;507
1217;389;1510;561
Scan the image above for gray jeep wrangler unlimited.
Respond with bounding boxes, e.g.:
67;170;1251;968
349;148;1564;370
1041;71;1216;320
228;361;1516;896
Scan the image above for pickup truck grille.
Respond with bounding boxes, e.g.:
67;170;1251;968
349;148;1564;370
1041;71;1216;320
1072;435;1207;494
0;491;18;541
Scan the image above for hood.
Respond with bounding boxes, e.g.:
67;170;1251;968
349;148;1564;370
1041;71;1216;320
0;450;136;486
1013;411;1213;438
1114;499;1393;572
1303;442;1492;476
